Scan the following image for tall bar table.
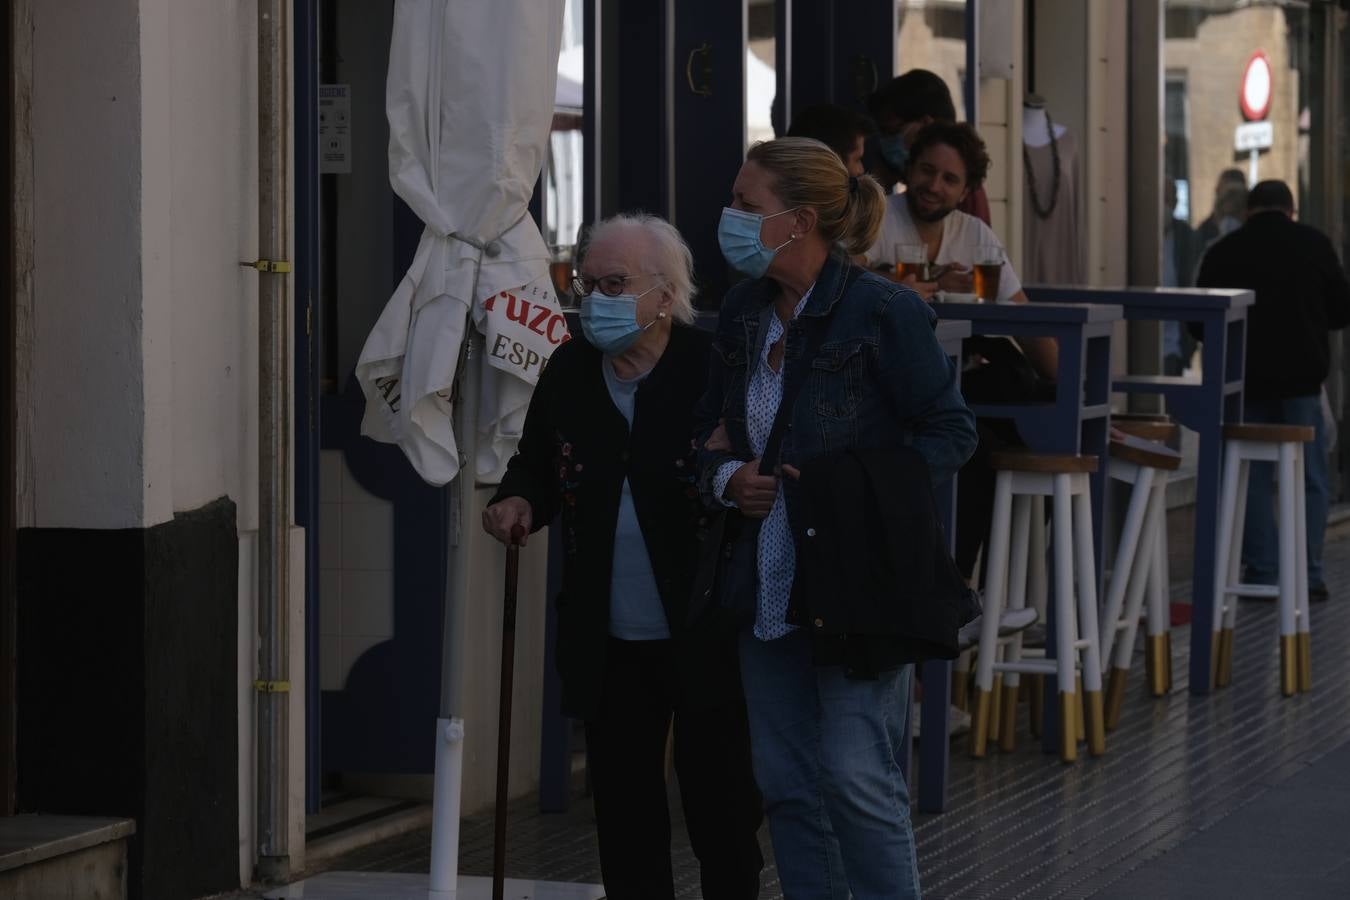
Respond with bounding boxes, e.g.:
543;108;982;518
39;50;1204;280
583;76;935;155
1027;286;1253;694
926;301;1121;795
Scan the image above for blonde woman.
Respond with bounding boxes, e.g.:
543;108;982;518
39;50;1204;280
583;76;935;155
698;138;977;899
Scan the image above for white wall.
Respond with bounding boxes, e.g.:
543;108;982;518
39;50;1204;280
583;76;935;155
165;0;260;524
31;0;151;529
29;0;263;530
29;0;304;887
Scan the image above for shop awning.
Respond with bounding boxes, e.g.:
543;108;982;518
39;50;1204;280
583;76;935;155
357;0;568;485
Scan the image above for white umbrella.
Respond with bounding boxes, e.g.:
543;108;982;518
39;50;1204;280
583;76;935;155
295;3;601;900
356;0;573;486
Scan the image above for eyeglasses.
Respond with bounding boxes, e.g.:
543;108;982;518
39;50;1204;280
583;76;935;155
571;272;663;298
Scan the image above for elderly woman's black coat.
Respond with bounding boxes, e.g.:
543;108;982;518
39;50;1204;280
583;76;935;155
491;323;738;720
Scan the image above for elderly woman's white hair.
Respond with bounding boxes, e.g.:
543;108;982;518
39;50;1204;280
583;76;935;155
578;213;699;324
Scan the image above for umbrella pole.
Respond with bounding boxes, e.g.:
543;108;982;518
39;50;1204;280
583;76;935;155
493;527;525;900
429;330;479;899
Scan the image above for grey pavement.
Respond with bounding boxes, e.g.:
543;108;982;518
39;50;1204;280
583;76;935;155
1087;743;1350;900
299;527;1350;900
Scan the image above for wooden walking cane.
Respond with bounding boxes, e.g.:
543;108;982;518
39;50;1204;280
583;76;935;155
493;524;526;900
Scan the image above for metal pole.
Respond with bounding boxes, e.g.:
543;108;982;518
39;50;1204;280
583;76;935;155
429;330;479;898
256;0;291;883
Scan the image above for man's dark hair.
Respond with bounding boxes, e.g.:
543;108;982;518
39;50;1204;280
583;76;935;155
868;69;957;125
786;103;874;162
908;121;991;190
1247;180;1294;213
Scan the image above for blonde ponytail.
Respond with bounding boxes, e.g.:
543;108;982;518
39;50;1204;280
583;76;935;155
838;175;885;257
746;138;882;257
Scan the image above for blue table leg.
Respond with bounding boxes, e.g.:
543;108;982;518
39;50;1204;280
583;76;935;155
917;659;952;811
917;474;958;812
1188;424;1221;693
1185;312;1233;695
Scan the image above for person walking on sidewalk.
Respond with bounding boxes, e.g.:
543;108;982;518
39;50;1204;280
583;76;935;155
700;137;977;900
483;213;764;900
1196;180;1350;602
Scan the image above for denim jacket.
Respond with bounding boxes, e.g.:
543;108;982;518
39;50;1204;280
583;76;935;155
696;251;978;533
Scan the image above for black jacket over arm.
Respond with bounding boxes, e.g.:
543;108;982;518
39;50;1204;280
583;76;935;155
1195;211;1350;401
491;324;738;720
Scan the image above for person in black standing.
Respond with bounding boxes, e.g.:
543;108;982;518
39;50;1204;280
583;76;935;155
1195;180;1350;602
483;213;763;899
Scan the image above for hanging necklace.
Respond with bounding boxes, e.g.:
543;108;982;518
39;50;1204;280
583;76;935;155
1023;107;1062;220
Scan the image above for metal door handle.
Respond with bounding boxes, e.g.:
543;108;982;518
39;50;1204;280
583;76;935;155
851;55;879;104
686;42;712;97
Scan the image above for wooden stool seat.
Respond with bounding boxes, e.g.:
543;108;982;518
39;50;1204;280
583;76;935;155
1109;435;1182;471
1222;423;1315;443
989;451;1098;474
1112;413;1173;423
1114;420;1181;443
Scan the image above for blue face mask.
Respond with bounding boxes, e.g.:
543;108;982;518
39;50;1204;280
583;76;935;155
717;206;799;278
578;283;663;355
879;133;909;173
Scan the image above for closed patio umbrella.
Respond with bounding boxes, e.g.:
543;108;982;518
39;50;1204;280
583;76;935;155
325;2;601;899
357;0;572;487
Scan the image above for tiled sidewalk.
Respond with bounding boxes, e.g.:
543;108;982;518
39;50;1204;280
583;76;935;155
314;532;1350;900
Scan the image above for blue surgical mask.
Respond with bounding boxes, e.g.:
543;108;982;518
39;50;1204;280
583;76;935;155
717;206;799;278
879;133;909;173
578;284;662;355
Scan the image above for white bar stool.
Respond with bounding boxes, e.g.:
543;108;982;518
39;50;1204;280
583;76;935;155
971;451;1106;762
1212;422;1315;695
1099;425;1181;729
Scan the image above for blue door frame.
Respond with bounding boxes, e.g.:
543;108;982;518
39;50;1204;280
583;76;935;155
294;0;322;814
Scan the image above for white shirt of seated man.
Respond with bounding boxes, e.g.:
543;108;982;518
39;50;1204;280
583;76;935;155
867;192;1022;305
863;127;1057;379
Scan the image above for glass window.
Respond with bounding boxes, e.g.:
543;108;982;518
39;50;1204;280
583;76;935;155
546;0;585;302
895;0;968;119
747;0;776;147
1163;2;1327;249
1160;1;1330;377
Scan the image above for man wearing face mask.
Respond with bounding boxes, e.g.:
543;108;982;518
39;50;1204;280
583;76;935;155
868;69;991;225
483;214;764;900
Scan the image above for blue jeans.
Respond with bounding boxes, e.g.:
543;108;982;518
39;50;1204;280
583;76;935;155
738;629;921;900
1242;395;1329;590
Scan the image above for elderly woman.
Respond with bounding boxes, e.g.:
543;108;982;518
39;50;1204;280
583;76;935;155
482;214;763;900
700;138;978;899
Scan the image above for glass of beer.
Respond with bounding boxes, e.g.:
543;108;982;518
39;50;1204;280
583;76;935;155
974;244;1004;303
549;245;575;302
893;243;927;281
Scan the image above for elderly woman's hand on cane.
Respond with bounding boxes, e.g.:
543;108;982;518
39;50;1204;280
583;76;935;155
483;497;532;546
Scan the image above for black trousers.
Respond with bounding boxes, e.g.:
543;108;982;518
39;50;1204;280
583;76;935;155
584;637;764;900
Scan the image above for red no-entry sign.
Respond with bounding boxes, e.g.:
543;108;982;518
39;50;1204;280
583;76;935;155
1240;51;1273;122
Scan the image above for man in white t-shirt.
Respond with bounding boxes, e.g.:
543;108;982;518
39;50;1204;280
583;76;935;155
865;122;1061;591
865;120;1056;379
